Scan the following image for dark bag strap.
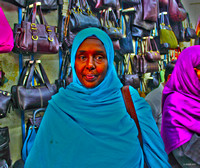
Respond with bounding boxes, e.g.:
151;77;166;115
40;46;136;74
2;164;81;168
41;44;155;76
121;85;143;148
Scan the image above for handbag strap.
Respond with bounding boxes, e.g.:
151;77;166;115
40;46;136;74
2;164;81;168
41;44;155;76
121;85;143;148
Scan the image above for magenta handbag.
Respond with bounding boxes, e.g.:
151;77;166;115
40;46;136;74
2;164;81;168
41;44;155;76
0;7;14;53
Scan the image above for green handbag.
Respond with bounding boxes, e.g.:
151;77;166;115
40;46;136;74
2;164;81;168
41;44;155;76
159;12;178;49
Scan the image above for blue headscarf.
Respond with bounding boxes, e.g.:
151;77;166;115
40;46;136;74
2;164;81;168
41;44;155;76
25;28;170;168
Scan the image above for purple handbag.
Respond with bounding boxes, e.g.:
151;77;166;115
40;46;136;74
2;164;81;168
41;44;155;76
0;7;14;53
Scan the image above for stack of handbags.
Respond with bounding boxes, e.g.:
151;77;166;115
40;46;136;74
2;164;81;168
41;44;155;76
11;60;57;111
132;38;160;75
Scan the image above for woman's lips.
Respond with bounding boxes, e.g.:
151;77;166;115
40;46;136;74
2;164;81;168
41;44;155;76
84;74;96;81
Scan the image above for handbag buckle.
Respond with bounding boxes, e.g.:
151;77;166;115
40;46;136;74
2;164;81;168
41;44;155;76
31;23;37;30
46;26;52;32
32;35;38;41
48;37;53;42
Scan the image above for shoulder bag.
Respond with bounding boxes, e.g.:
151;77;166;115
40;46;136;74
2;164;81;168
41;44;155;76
184;13;197;41
0;7;14;53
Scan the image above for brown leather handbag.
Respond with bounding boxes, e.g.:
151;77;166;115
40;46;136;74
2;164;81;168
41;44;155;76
144;37;161;62
168;0;187;22
142;0;158;22
15;3;59;54
13;61;57;111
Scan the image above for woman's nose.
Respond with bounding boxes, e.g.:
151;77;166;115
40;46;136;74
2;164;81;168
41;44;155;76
86;56;95;70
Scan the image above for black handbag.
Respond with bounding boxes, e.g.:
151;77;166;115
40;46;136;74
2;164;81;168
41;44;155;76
119;14;134;54
69;0;101;32
55;51;72;92
0;90;11;118
101;8;123;40
184;13;197;41
2;0;58;11
0;127;11;167
11;61;57;111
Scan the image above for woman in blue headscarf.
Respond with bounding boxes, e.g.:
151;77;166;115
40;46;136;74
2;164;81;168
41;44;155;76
25;28;171;168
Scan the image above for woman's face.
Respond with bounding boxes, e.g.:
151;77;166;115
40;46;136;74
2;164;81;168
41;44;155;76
75;37;108;88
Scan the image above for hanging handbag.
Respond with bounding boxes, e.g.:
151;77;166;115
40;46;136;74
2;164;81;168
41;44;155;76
12;61;57;111
2;0;58;11
0;90;11;119
168;0;187;22
119;14;134;54
118;54;140;89
101;8;123;40
55;51;72;92
132;0;155;31
144;37;161;62
69;0;101;32
0;127;11;167
15;3;59;54
184;13;197;41
95;0;120;9
154;36;169;54
159;12;178;49
0;7;14;54
170;19;185;42
22;108;46;162
159;0;168;7
142;0;158;22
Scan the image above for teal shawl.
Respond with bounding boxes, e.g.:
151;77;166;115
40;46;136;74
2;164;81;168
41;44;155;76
25;28;170;168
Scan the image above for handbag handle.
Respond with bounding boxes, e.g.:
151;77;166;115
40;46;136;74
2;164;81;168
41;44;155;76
25;61;54;92
33;108;46;125
105;8;120;28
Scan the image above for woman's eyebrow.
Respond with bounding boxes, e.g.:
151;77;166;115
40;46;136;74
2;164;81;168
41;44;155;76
77;50;105;53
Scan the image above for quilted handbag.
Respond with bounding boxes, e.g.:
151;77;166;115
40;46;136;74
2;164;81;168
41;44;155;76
0;7;14;53
15;3;59;54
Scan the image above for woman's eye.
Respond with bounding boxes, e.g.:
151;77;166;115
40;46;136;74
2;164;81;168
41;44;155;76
95;55;104;61
79;55;87;61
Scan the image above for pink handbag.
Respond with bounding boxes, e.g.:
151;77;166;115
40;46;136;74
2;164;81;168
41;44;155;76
0;7;14;53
